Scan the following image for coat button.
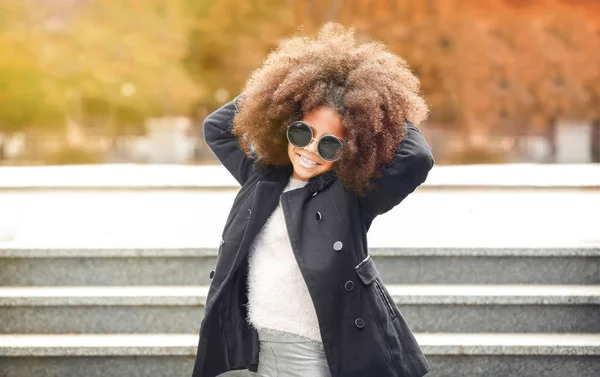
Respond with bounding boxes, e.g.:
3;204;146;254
333;241;343;251
316;212;322;222
220;238;224;246
344;281;355;291
355;318;365;329
312;192;318;197
245;208;251;219
209;270;215;279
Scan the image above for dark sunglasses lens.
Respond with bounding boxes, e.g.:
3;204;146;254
287;122;312;147
318;135;343;161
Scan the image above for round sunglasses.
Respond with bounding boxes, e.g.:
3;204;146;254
286;121;343;162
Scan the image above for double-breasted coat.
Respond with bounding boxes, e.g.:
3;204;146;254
191;96;435;377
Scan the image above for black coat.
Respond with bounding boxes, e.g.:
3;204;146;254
192;97;435;377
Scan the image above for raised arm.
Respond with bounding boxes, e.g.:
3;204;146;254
203;96;255;186
358;121;434;219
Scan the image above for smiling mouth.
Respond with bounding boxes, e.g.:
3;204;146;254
297;153;320;167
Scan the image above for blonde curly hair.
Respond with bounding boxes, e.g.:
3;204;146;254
233;22;429;195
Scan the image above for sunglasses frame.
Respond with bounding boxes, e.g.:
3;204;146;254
286;121;343;162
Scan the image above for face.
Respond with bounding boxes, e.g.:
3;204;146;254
287;107;344;181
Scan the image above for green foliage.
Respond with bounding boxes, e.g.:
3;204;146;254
0;61;65;134
0;0;200;135
0;66;47;132
183;0;292;109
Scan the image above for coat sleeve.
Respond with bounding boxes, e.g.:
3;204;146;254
203;95;255;186
358;121;434;219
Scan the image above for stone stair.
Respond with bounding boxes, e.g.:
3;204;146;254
1;284;599;334
1;333;598;377
1;164;599;377
1;245;599;377
2;246;597;286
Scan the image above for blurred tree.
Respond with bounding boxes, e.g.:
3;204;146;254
43;0;201;128
0;2;64;135
184;0;600;147
298;0;600;139
465;0;600;136
2;0;598;163
0;0;201;137
184;0;294;109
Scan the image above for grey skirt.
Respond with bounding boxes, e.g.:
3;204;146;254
256;328;332;377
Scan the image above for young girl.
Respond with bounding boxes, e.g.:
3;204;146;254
192;23;434;377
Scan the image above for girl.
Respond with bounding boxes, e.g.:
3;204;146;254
192;23;434;377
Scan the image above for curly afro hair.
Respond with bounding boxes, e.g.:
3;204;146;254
233;22;429;195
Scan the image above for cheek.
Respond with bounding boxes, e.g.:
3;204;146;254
320;161;335;172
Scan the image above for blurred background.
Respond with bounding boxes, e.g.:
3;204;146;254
1;2;599;377
0;0;599;166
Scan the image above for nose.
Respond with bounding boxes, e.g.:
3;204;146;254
304;137;319;154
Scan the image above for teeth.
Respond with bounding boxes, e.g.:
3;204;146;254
300;154;316;165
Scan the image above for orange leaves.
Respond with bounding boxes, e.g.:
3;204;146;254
192;0;600;135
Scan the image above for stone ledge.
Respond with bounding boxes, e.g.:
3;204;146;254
419;333;600;356
387;284;600;305
1;246;598;258
1;164;600;190
1;333;599;356
1;285;598;306
0;334;196;356
370;247;600;257
0;286;208;306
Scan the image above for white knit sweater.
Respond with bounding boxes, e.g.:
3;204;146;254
245;176;323;343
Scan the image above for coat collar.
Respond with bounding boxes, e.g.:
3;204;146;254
252;162;338;193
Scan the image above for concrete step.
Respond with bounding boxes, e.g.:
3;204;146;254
2;285;598;334
2;164;600;190
2;191;600;248
2;247;598;286
2;167;600;248
0;333;598;377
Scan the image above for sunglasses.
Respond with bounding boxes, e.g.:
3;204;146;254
286;121;343;162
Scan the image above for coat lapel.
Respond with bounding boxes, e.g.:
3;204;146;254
231;179;287;272
230;162;339;272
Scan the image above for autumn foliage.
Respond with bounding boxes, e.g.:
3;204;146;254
1;0;599;163
193;0;600;142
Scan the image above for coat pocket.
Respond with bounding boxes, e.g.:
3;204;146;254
355;255;398;320
373;278;397;320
